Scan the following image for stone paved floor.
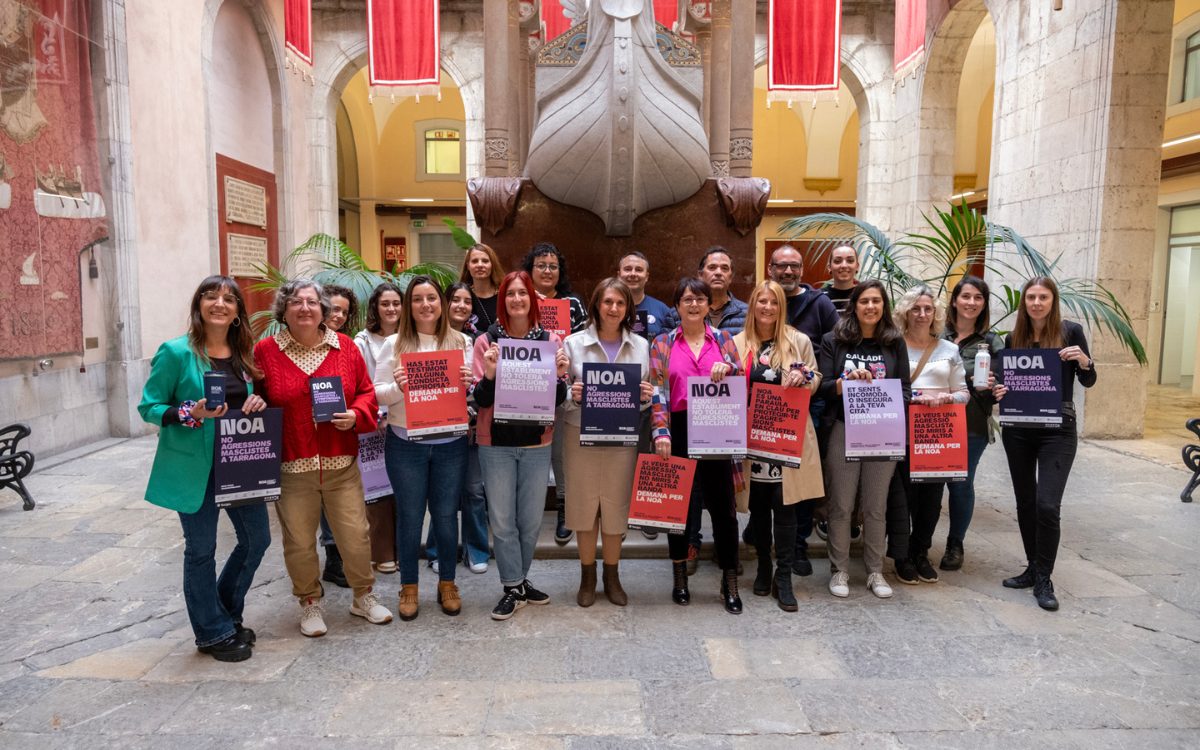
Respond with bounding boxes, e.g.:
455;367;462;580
1;435;1199;748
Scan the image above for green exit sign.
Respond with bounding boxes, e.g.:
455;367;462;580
412;220;425;228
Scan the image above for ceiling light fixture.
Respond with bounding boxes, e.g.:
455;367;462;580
400;198;435;202
767;199;792;203
950;191;975;201
1164;133;1200;148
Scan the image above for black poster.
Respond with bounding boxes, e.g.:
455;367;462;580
579;363;641;446
310;376;346;422
214;408;283;507
633;310;650;339
997;348;1063;427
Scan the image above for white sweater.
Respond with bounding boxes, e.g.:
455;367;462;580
561;325;651;428
906;338;969;403
374;332;474;437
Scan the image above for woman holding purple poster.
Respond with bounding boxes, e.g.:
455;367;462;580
649;277;745;614
562;278;653;607
472;271;570;621
815;280;912;600
995;277;1095;612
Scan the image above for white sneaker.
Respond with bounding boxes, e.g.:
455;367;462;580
300;598;327;637
828;571;850;598
469;560;489;574
431;559;440;574
376;561;398;574
350;591;393;624
867;572;893;599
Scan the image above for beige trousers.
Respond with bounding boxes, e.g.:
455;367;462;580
277;463;376;602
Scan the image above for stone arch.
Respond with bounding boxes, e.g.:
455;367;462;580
201;0;294;269
308;10;485;239
906;0;991;232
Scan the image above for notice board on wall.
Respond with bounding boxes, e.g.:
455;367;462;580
216;154;277;319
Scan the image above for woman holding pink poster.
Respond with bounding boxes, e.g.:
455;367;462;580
649;277;745;614
733;281;823;612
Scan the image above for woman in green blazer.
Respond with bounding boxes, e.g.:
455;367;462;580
139;275;270;663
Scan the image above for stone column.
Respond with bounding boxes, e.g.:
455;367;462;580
728;0;754;176
697;28;712;138
508;0;523;175
708;0;731;177
484;0;510;177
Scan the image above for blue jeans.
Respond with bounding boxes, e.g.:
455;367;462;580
384;431;468;584
478;444;552;587
178;469;271;647
425;443;490;566
946;434;990;541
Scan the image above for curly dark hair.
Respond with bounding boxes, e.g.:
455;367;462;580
322;284;359;332
364;282;404;334
521;242;573;297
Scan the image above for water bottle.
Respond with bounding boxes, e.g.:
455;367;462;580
973;344;991;390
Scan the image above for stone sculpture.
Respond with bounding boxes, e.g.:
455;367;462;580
526;0;710;236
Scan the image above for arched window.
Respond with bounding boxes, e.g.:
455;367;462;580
1184;31;1200;102
414;118;465;181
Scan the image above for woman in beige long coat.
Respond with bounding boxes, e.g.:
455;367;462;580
734;281;823;611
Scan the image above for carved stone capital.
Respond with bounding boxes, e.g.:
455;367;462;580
467;177;524;236
716;177;770;237
729;137;752;161
709;159;729;178
485;137;510;163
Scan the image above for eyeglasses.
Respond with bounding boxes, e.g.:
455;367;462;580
533;263;559;272
201;293;238;305
287;298;322;309
770;263;801;272
678;297;707;308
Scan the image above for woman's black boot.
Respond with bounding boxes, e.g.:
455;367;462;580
940;537;964;571
671;561;690;605
771;520;799;611
721;568;743;614
1033;565;1059;611
753;554;773;596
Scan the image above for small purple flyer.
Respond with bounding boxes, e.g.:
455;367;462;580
842;378;906;461
686;375;747;460
493;339;559;426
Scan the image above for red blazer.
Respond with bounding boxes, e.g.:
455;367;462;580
253;331;378;465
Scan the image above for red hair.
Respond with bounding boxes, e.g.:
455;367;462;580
497;271;541;331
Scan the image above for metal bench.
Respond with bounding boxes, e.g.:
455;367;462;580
1184;418;1200;504
0;424;35;511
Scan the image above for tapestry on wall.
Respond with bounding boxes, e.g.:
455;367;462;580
0;0;108;361
367;0;440;101
284;0;312;80
894;0;926;83
767;0;841;105
542;0;678;44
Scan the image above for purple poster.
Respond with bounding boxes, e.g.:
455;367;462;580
357;428;391;504
842;379;906;461
686;376;747;460
997;348;1063;427
494;339;559;425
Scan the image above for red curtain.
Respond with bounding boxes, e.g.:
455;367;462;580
368;0;441;99
0;0;107;360
767;0;841;104
542;0;673;43
894;0;926;82
285;0;312;77
653;0;678;29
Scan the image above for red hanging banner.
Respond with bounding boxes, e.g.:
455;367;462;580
284;0;312;79
894;0;926;83
367;0;441;100
767;0;841;105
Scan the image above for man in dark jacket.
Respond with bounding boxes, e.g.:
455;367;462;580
699;247;748;335
763;245;840;577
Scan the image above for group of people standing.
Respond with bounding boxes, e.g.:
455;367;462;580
140;240;1094;663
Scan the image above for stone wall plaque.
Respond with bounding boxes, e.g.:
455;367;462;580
227;234;269;278
224;176;268;229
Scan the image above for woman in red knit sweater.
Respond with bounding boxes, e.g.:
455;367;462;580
253;279;393;637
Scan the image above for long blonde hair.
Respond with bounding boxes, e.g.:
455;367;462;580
742;280;799;371
393;276;467;356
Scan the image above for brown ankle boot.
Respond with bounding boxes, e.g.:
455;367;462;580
398;584;419;621
437;580;461;616
577;563;597;607
603;563;627;606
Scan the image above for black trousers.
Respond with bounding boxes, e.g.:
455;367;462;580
1000;419;1078;573
885;465;910;560
904;469;947;558
667;411;738;570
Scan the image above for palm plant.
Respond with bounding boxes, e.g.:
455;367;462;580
247;233;459;340
778;203;1146;364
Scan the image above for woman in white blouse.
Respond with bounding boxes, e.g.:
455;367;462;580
374;277;474;621
893;284;969;585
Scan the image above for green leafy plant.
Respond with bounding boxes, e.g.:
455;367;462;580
778;203;1147;364
442;217;478;249
247;233;459;341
